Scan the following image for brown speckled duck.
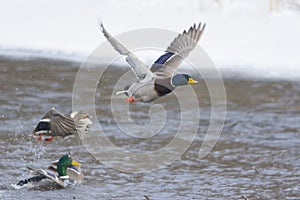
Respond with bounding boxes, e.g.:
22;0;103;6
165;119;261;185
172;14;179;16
100;22;206;103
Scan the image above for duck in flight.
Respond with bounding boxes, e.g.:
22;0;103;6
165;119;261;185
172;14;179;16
100;22;206;103
33;108;92;142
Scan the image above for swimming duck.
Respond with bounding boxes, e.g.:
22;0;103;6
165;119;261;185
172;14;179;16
11;154;83;189
33;108;92;142
100;22;206;102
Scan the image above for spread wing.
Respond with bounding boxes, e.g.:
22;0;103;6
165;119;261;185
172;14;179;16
150;23;206;77
49;113;76;137
100;22;153;81
34;109;92;138
34;109;76;137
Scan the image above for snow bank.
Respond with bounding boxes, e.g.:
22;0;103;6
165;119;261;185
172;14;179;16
0;0;299;79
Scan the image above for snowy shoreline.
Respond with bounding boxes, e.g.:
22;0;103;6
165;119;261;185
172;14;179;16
1;0;299;79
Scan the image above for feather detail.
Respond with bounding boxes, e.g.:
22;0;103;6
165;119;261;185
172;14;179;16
33;108;92;139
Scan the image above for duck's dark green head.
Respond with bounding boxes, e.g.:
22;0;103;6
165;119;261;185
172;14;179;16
57;154;81;177
171;74;198;87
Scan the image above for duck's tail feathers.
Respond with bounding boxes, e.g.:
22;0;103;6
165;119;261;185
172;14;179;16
116;84;129;96
116;90;128;95
11;175;45;190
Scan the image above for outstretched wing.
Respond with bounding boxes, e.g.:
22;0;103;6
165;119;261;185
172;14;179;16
49;112;76;137
33;109;76;137
150;23;206;77
100;22;153;81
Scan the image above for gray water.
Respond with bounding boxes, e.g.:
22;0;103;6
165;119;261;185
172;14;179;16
0;57;299;199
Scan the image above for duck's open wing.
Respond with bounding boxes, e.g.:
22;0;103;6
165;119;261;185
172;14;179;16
49;113;76;137
100;23;153;81
150;23;206;77
33;109;76;137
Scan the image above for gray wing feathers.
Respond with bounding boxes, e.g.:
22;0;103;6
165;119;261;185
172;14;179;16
166;23;205;55
100;23;151;80
50;114;76;137
42;109;92;137
163;23;206;75
100;23;130;55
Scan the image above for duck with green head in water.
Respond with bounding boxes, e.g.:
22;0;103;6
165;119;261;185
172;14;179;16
11;154;83;189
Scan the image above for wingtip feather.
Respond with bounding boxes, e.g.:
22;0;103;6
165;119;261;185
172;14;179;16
98;21;104;32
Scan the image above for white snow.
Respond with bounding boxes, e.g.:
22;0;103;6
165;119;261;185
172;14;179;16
0;0;300;79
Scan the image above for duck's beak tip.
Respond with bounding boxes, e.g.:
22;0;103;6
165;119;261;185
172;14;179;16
188;78;198;84
71;160;81;166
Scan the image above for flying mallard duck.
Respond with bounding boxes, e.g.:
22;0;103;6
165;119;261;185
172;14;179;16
33;108;92;142
11;154;83;189
100;22;206;102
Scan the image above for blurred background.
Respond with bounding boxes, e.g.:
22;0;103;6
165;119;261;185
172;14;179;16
0;0;300;78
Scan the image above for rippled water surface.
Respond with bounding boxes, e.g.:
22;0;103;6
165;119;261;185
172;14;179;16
0;57;300;199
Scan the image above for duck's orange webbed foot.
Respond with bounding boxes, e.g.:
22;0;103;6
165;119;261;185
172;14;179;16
44;136;54;142
126;96;135;103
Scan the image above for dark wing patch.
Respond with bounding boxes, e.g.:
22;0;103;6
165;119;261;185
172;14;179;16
150;23;206;77
34;121;51;133
150;52;174;73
